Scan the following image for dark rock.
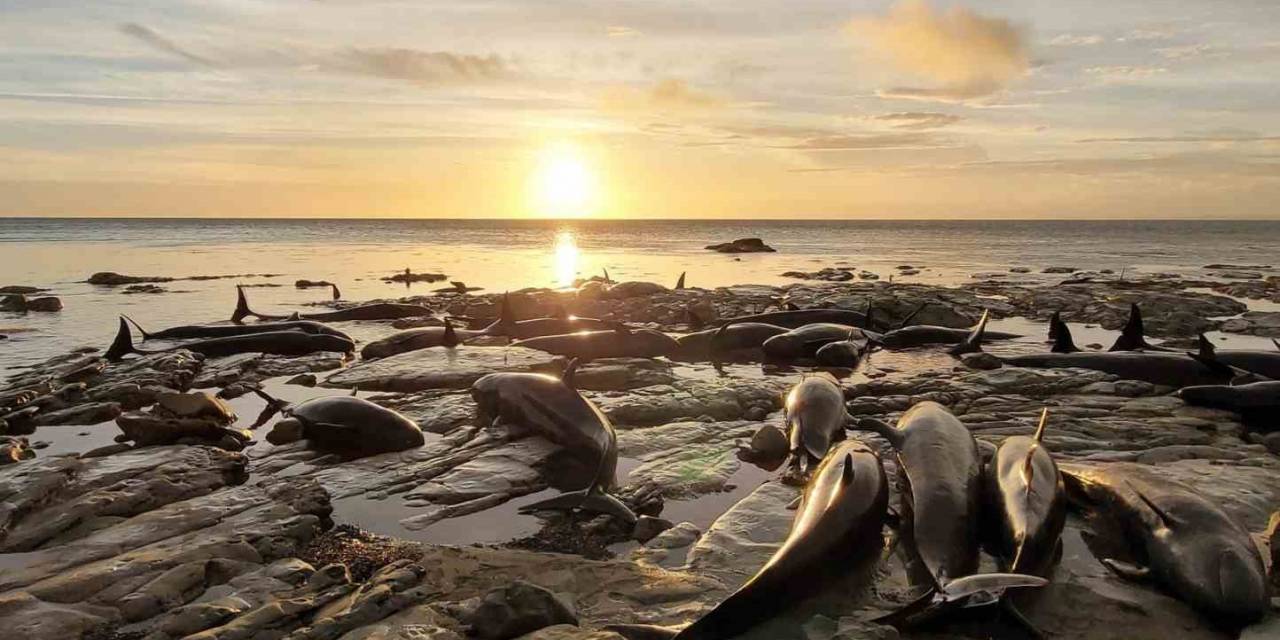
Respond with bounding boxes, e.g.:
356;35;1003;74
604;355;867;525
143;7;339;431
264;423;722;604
1042;267;1078;274
295;279;334;288
24;296;62;312
466;581;578;640
86;272;174;285
0;285;46;295
705;238;776;253
960;352;1002;370
286;373;319;387
1009;267;1031;273
632;516;675;544
121;284;166;295
782;268;854;282
382;271;448;284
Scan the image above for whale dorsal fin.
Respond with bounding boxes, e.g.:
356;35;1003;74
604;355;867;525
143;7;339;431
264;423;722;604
1273;338;1279;352
1022;408;1050;493
442;318;459;347
1197;333;1216;359
561;358;579;388
675;271;686;290
602;268;611;284
1109;303;1146;351
841;453;856;486
331;283;342;301
1051;315;1080;353
948;309;989;356
1186;350;1235;378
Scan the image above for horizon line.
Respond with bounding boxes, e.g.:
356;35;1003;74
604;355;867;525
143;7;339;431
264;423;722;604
3;215;1280;222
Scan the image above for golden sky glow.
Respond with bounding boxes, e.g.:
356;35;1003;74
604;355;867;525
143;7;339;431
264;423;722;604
1;1;1278;219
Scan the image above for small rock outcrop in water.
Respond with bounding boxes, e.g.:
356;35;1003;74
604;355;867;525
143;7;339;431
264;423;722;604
383;270;448;284
1;294;63;312
705;237;776;253
782;267;855;282
87;272;175;285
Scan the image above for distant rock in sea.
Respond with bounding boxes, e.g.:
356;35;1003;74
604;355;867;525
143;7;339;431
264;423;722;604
705;238;776;253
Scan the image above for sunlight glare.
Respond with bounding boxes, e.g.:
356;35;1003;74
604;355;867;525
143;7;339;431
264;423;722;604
553;230;580;288
533;143;597;218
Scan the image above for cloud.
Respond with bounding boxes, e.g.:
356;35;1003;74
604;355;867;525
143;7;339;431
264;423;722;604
849;1;1029;102
1077;132;1280;144
1084;65;1167;83
874;112;962;129
607;26;641;38
785;132;944;150
119;23;217;66
331;48;511;85
1118;28;1176;42
1156;44;1225;60
601;79;723;113
1050;34;1103;46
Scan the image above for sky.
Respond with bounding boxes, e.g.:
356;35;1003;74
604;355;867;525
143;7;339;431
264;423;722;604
1;0;1279;219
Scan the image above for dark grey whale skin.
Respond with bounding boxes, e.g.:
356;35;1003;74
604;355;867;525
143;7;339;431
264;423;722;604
1062;463;1269;626
275;396;425;455
670;440;889;640
232;285;433;323
106;317;354;361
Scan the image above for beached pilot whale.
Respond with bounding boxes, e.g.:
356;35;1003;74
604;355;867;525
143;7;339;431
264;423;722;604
673;321;788;362
781;375;852;481
360;318;485;360
877;306;1020;351
643;441;890;640
976;316;1256;388
121;315;351;342
1178;380;1280;431
1062;463;1269;626
708;304;884;331
510;325;678;361
250;388;425;455
1189;333;1280;379
106;317;354;361
858;402;1047;627
483;292;616;339
762;323;880;360
470;359;636;526
1107;303;1172;352
232;285;434;323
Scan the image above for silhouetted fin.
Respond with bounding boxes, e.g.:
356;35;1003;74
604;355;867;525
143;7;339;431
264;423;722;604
517;488;637;525
1197;333;1216;358
442;318;458;348
105;317;139;361
330;283;341;301
120;315;154;341
1051;315;1080;353
231;285;254;323
675;271;686;290
1109;303;1149;351
1047;311;1062;341
1186;351;1237;378
602;268;611;284
1273;339;1280;352
561;357;579;389
948;309;989;356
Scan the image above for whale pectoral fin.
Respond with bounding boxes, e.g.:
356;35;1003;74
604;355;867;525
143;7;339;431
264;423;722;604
1101;558;1151;582
518;488;638;526
941;573;1049;603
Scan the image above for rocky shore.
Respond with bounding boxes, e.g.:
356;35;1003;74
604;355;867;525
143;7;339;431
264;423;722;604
0;272;1276;640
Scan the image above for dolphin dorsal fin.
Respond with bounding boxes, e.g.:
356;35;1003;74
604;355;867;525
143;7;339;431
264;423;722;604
1273;339;1280;352
350;384;359;397
561;358;579;388
1197;333;1216;359
1109;303;1146;351
121;314;153;341
948;309;989;356
675;271;686;290
1051;315;1080;353
1023;408;1050;494
331;283;342;301
1032;407;1050;443
1186;350;1236;378
841;454;856;485
442;318;459;347
602;268;611;285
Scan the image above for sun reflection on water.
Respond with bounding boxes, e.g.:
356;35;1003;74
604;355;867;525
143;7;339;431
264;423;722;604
553;231;580;288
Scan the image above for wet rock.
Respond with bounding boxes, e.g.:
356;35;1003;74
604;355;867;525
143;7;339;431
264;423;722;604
0;436;34;464
782;268;855;282
296;279;334;288
0;286;46;295
1266;512;1280;589
688;481;797;579
632;516;674;544
1220;311;1280;337
645;522;701;550
155;391;236;423
704;238;776;253
960;352;1002;370
1010;267;1031;273
192;352;345;388
115;412;251;449
1043;267;1078;274
466;581;578;640
86;272;174;286
121;284;166;294
737;424;788;469
593;378;790;428
23;297;62;312
32;401;122;426
383;271;448;284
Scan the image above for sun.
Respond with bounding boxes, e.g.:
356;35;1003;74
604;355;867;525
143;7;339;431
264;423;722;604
531;142;598;217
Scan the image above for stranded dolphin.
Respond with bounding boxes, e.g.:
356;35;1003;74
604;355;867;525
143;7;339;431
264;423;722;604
121;315;351;342
232;285;434;323
1063;463;1269;626
360;319;487;360
106;317;354;362
878;306;1019;351
510;326;678;361
781;375;852;481
1192;333;1280;379
471;359;636;525
251;388;425;456
484;293;616;339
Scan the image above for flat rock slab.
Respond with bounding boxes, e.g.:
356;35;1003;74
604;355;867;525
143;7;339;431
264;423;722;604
325;347;560;392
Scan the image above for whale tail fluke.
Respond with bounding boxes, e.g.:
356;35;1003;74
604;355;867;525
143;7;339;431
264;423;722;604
873;573;1049;628
232;286;255;324
518;487;638;526
1050;314;1080;353
121;314;154;341
948;309;989;356
105;317;139;361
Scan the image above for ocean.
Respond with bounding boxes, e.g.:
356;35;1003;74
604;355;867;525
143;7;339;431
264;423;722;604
3;217;1279;375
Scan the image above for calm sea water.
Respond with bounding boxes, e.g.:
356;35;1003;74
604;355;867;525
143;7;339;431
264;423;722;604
3;218;1279;374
